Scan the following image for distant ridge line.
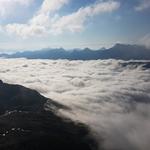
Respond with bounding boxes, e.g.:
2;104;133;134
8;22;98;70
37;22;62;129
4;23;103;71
0;44;150;60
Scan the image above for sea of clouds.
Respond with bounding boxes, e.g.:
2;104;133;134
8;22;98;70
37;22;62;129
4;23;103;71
0;58;150;150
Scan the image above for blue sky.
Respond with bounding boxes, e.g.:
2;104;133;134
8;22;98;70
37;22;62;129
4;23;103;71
0;0;150;51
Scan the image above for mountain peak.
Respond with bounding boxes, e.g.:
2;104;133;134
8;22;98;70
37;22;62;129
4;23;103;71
0;80;3;84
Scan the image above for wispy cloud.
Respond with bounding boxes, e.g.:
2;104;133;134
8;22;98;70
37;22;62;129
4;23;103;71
3;0;120;38
3;0;71;37
38;0;70;14
139;33;150;48
0;0;34;17
51;1;120;34
135;0;150;11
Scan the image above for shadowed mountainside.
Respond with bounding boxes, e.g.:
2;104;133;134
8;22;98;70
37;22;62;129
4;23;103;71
119;61;150;69
0;80;98;150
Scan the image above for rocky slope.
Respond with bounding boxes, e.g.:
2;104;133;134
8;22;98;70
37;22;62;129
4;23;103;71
0;80;97;150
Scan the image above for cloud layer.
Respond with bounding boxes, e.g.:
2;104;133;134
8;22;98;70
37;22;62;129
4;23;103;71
0;58;150;150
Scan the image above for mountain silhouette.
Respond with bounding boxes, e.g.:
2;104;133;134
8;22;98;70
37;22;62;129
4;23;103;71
1;44;150;60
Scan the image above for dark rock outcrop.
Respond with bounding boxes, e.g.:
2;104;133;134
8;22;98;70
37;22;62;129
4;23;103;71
0;80;97;150
119;61;150;69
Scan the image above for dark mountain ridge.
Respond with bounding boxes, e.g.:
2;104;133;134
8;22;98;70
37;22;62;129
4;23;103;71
0;44;150;60
0;80;98;150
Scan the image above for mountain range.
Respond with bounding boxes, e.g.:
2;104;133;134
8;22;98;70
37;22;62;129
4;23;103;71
0;44;150;60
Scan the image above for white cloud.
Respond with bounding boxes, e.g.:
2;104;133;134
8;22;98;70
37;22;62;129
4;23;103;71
38;0;69;14
3;0;120;37
51;0;120;34
135;0;150;11
139;33;150;48
0;59;150;150
0;0;34;17
5;23;47;38
3;0;69;37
